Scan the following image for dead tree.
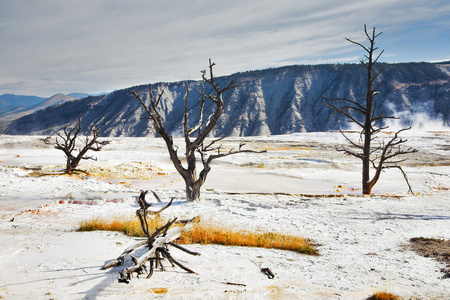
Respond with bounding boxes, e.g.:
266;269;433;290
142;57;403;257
322;25;418;194
102;191;200;283
132;59;266;201
43;116;110;174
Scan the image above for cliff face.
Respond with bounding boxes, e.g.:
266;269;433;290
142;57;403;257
4;62;449;137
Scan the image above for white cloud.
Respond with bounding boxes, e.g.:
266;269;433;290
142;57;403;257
0;0;449;96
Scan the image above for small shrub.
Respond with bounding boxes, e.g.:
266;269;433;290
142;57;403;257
366;291;402;300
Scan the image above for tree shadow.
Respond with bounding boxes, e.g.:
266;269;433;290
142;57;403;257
375;213;450;221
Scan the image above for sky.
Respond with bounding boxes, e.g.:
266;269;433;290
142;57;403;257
1;0;449;97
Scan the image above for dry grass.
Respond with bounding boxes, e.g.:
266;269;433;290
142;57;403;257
150;287;168;294
410;237;450;278
261;146;312;151
26;162;168;180
78;216;318;255
178;220;318;255
366;291;402;300
83;162;163;180
78;216;167;237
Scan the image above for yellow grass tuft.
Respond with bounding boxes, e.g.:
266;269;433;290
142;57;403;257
78;216;318;255
366;291;402;300
83;162;162;180
178;221;318;255
151;287;168;294
78;216;167;237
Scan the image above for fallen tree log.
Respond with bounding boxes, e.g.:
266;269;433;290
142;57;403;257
102;239;147;270
102;191;200;283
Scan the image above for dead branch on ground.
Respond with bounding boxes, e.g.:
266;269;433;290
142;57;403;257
102;191;200;283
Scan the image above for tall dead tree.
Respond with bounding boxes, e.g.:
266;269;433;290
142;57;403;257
322;25;418;194
132;59;265;201
44;116;110;174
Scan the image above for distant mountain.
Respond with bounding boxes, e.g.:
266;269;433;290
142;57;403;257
3;62;449;136
0;93;90;118
67;93;90;99
0;94;45;116
0;93;80;131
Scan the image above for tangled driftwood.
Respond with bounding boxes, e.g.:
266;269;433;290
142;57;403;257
102;191;200;283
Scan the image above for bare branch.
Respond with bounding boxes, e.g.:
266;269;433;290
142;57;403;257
323;100;365;128
339;130;364;151
206;146;266;164
321;96;366;113
345;37;370;54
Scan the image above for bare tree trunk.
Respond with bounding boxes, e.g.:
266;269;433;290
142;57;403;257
362;31;375;195
186;182;200;202
65;156;73;174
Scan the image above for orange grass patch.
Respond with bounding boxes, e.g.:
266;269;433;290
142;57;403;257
78;216;167;237
261;146;312;151
177;221;318;255
366;291;402;300
78;216;318;255
151;288;168;294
